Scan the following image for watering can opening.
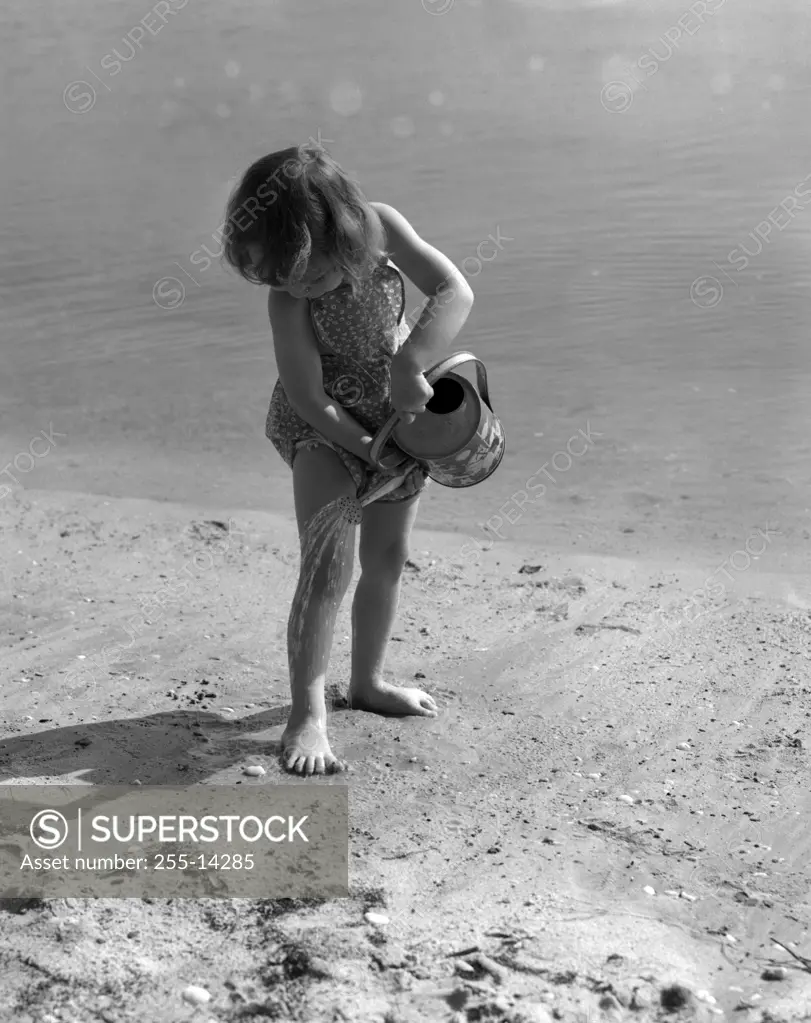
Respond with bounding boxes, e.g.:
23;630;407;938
425;376;466;416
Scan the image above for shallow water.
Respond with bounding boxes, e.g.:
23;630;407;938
2;0;810;563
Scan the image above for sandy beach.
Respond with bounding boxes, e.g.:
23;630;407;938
2;485;810;1022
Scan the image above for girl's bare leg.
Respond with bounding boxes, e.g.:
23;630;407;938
348;495;438;717
282;446;356;776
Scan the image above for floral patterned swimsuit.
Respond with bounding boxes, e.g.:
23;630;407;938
265;260;429;504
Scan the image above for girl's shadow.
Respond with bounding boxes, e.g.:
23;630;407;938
0;704;342;896
0;705;289;788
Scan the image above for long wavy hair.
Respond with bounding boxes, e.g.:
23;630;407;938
222;143;386;296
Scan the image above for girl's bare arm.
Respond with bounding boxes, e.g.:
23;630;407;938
268;289;376;463
372;202;474;374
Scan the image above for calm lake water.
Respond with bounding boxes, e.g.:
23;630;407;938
2;0;810;565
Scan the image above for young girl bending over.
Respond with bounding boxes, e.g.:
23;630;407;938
223;143;473;776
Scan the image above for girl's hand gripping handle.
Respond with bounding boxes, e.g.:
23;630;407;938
390;356;435;426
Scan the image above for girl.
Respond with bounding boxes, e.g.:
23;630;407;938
223;142;474;776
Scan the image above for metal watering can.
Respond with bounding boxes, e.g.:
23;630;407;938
368;351;506;492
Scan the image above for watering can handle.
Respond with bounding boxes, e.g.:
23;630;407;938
368;352;493;470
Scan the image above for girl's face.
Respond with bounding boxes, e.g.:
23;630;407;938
249;246;344;299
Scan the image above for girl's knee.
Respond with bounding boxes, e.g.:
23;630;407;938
297;561;352;601
298;539;354;598
360;539;410;578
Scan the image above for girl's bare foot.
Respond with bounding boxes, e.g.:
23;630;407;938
281;717;347;776
347;680;438;717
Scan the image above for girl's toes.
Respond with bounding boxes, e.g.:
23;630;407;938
312;755;326;775
286;754;309;775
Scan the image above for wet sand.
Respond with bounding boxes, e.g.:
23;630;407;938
2;487;811;1021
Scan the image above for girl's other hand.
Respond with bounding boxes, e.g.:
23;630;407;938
359;435;409;473
376;444;411;473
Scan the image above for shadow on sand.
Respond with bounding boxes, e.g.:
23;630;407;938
0;705;295;788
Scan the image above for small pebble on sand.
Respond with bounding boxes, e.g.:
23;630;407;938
618;794;634;804
676;742;691;750
587;772;602;779
243;765;266;777
762;967;787;981
680;891;697;901
221;707;235;714
364;911;389;926
409;756;418;763
182;985;212;1006
643;885;656;895
696;991;717;1004
599;993;623;1013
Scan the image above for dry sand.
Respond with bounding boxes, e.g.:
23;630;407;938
1;487;811;1022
